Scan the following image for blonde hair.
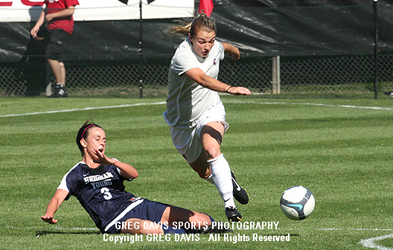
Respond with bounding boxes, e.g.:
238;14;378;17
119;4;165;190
166;13;217;37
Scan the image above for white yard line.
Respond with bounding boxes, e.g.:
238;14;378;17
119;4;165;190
7;225;98;231
225;100;393;111
1;100;392;119
359;234;393;250
316;228;393;231
0;102;166;118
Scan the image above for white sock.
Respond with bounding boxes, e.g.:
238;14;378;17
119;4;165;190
207;154;235;208
57;83;64;87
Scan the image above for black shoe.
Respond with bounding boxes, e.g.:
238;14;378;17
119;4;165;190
58;85;68;97
231;171;249;204
50;85;68;98
225;207;242;222
200;222;233;234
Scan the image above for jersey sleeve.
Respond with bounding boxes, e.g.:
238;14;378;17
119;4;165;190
57;173;72;200
217;42;225;60
57;174;70;192
171;51;198;76
57;167;79;200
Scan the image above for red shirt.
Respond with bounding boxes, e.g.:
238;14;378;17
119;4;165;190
45;0;79;34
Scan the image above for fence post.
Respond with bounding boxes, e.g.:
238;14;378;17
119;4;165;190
45;62;51;97
139;0;144;98
373;0;379;99
272;55;280;94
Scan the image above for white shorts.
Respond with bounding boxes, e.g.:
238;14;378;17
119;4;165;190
169;103;229;164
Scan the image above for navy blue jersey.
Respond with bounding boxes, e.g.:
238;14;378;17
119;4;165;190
58;161;135;231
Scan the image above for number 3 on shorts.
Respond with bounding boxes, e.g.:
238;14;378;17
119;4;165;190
101;187;112;200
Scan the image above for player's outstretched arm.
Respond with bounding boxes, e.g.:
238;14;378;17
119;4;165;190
41;189;69;224
222;42;240;61
226;86;252;95
186;68;251;95
112;160;139;180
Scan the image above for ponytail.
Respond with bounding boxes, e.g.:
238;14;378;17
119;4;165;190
165;13;216;37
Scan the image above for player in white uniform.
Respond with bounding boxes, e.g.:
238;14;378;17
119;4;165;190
163;14;252;222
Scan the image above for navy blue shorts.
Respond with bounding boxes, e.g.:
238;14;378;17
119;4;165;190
104;198;168;234
45;29;70;61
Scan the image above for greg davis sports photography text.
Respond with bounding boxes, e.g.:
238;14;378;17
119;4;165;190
102;220;291;244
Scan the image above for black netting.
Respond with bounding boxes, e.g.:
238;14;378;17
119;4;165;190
1;53;392;97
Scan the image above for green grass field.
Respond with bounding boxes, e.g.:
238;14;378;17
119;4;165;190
1;96;393;249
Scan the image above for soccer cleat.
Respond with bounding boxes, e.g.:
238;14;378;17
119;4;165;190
225;207;242;222
200;222;233;234
231;171;249;204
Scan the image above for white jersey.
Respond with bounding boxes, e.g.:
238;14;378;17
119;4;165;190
164;37;225;129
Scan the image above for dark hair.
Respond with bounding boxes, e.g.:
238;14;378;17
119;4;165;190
165;13;217;37
76;120;102;156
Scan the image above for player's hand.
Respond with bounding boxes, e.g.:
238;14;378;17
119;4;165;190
41;214;57;224
227;86;251;95
223;43;240;61
228;53;240;61
30;26;39;38
92;149;116;165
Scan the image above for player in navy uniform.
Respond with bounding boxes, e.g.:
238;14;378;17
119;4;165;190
41;121;230;234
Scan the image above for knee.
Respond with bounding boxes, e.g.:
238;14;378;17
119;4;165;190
204;144;221;160
121;220;163;235
191;213;211;227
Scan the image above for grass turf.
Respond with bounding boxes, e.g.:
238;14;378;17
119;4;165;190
0;96;392;249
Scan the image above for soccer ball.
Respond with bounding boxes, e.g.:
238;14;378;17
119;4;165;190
280;186;315;220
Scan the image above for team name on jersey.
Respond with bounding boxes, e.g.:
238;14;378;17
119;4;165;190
84;172;113;184
84;172;114;189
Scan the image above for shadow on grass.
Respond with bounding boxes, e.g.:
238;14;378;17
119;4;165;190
35;231;301;237
265;234;301;237
36;230;100;236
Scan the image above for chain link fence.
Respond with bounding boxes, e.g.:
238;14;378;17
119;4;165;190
1;53;393;98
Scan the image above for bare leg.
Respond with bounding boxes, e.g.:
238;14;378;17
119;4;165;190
200;121;225;160
189;151;211;178
189;122;244;221
47;59;63;84
59;62;66;85
191;122;234;206
160;206;211;230
189;121;225;178
120;206;211;235
47;59;68;97
121;218;164;234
